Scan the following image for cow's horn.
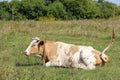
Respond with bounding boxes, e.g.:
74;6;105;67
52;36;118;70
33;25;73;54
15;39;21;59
32;37;40;40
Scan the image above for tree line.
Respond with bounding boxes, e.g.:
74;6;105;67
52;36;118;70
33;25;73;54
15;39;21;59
0;0;120;20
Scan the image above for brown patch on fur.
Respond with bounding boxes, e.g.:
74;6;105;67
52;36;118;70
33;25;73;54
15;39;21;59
30;47;38;54
68;57;72;63
67;46;79;56
43;41;58;63
92;50;102;65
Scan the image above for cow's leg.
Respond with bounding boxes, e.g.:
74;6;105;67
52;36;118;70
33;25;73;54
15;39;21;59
78;63;88;69
71;51;89;69
70;51;88;69
71;63;87;69
45;60;61;67
80;50;96;70
82;58;96;70
70;61;90;69
45;55;65;67
45;61;52;67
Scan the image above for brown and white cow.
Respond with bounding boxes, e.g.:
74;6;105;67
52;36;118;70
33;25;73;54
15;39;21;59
24;30;114;70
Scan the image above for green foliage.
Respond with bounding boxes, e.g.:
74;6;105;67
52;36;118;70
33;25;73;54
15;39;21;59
47;1;67;20
98;1;117;18
0;1;11;20
0;0;120;20
19;0;46;19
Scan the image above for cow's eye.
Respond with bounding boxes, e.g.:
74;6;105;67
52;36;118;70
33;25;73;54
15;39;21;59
32;45;35;47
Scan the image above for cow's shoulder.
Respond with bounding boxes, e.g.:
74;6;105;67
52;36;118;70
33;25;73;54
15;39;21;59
44;41;58;60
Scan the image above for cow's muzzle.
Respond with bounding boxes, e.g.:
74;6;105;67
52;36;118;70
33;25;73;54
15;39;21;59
24;51;29;56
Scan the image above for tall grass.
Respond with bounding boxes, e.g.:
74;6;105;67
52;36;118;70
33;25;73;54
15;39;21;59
0;18;120;80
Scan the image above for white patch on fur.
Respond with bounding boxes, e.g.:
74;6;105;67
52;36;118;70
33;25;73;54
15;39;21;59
56;42;72;67
45;61;51;67
80;46;96;69
70;49;81;68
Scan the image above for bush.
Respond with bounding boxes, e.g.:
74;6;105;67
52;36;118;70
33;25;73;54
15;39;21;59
47;1;67;20
0;0;120;20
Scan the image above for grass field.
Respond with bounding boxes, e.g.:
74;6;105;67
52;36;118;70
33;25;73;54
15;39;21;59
0;18;120;80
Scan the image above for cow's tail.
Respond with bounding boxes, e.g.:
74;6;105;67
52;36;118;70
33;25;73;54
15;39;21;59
101;28;115;62
102;28;115;54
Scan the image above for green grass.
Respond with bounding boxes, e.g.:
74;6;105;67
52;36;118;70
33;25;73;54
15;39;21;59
0;19;120;80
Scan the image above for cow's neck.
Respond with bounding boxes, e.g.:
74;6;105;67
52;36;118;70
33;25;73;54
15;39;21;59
38;41;49;63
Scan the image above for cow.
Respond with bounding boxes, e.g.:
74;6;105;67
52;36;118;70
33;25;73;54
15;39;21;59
24;30;114;70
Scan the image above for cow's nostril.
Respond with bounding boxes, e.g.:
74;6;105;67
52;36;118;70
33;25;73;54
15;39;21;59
24;51;29;56
24;51;27;53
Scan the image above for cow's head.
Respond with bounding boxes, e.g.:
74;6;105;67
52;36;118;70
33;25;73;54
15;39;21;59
24;37;44;56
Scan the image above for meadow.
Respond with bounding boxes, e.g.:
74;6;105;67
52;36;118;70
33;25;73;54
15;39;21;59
0;18;120;80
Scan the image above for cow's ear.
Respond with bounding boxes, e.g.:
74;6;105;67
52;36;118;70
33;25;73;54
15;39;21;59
38;41;44;46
